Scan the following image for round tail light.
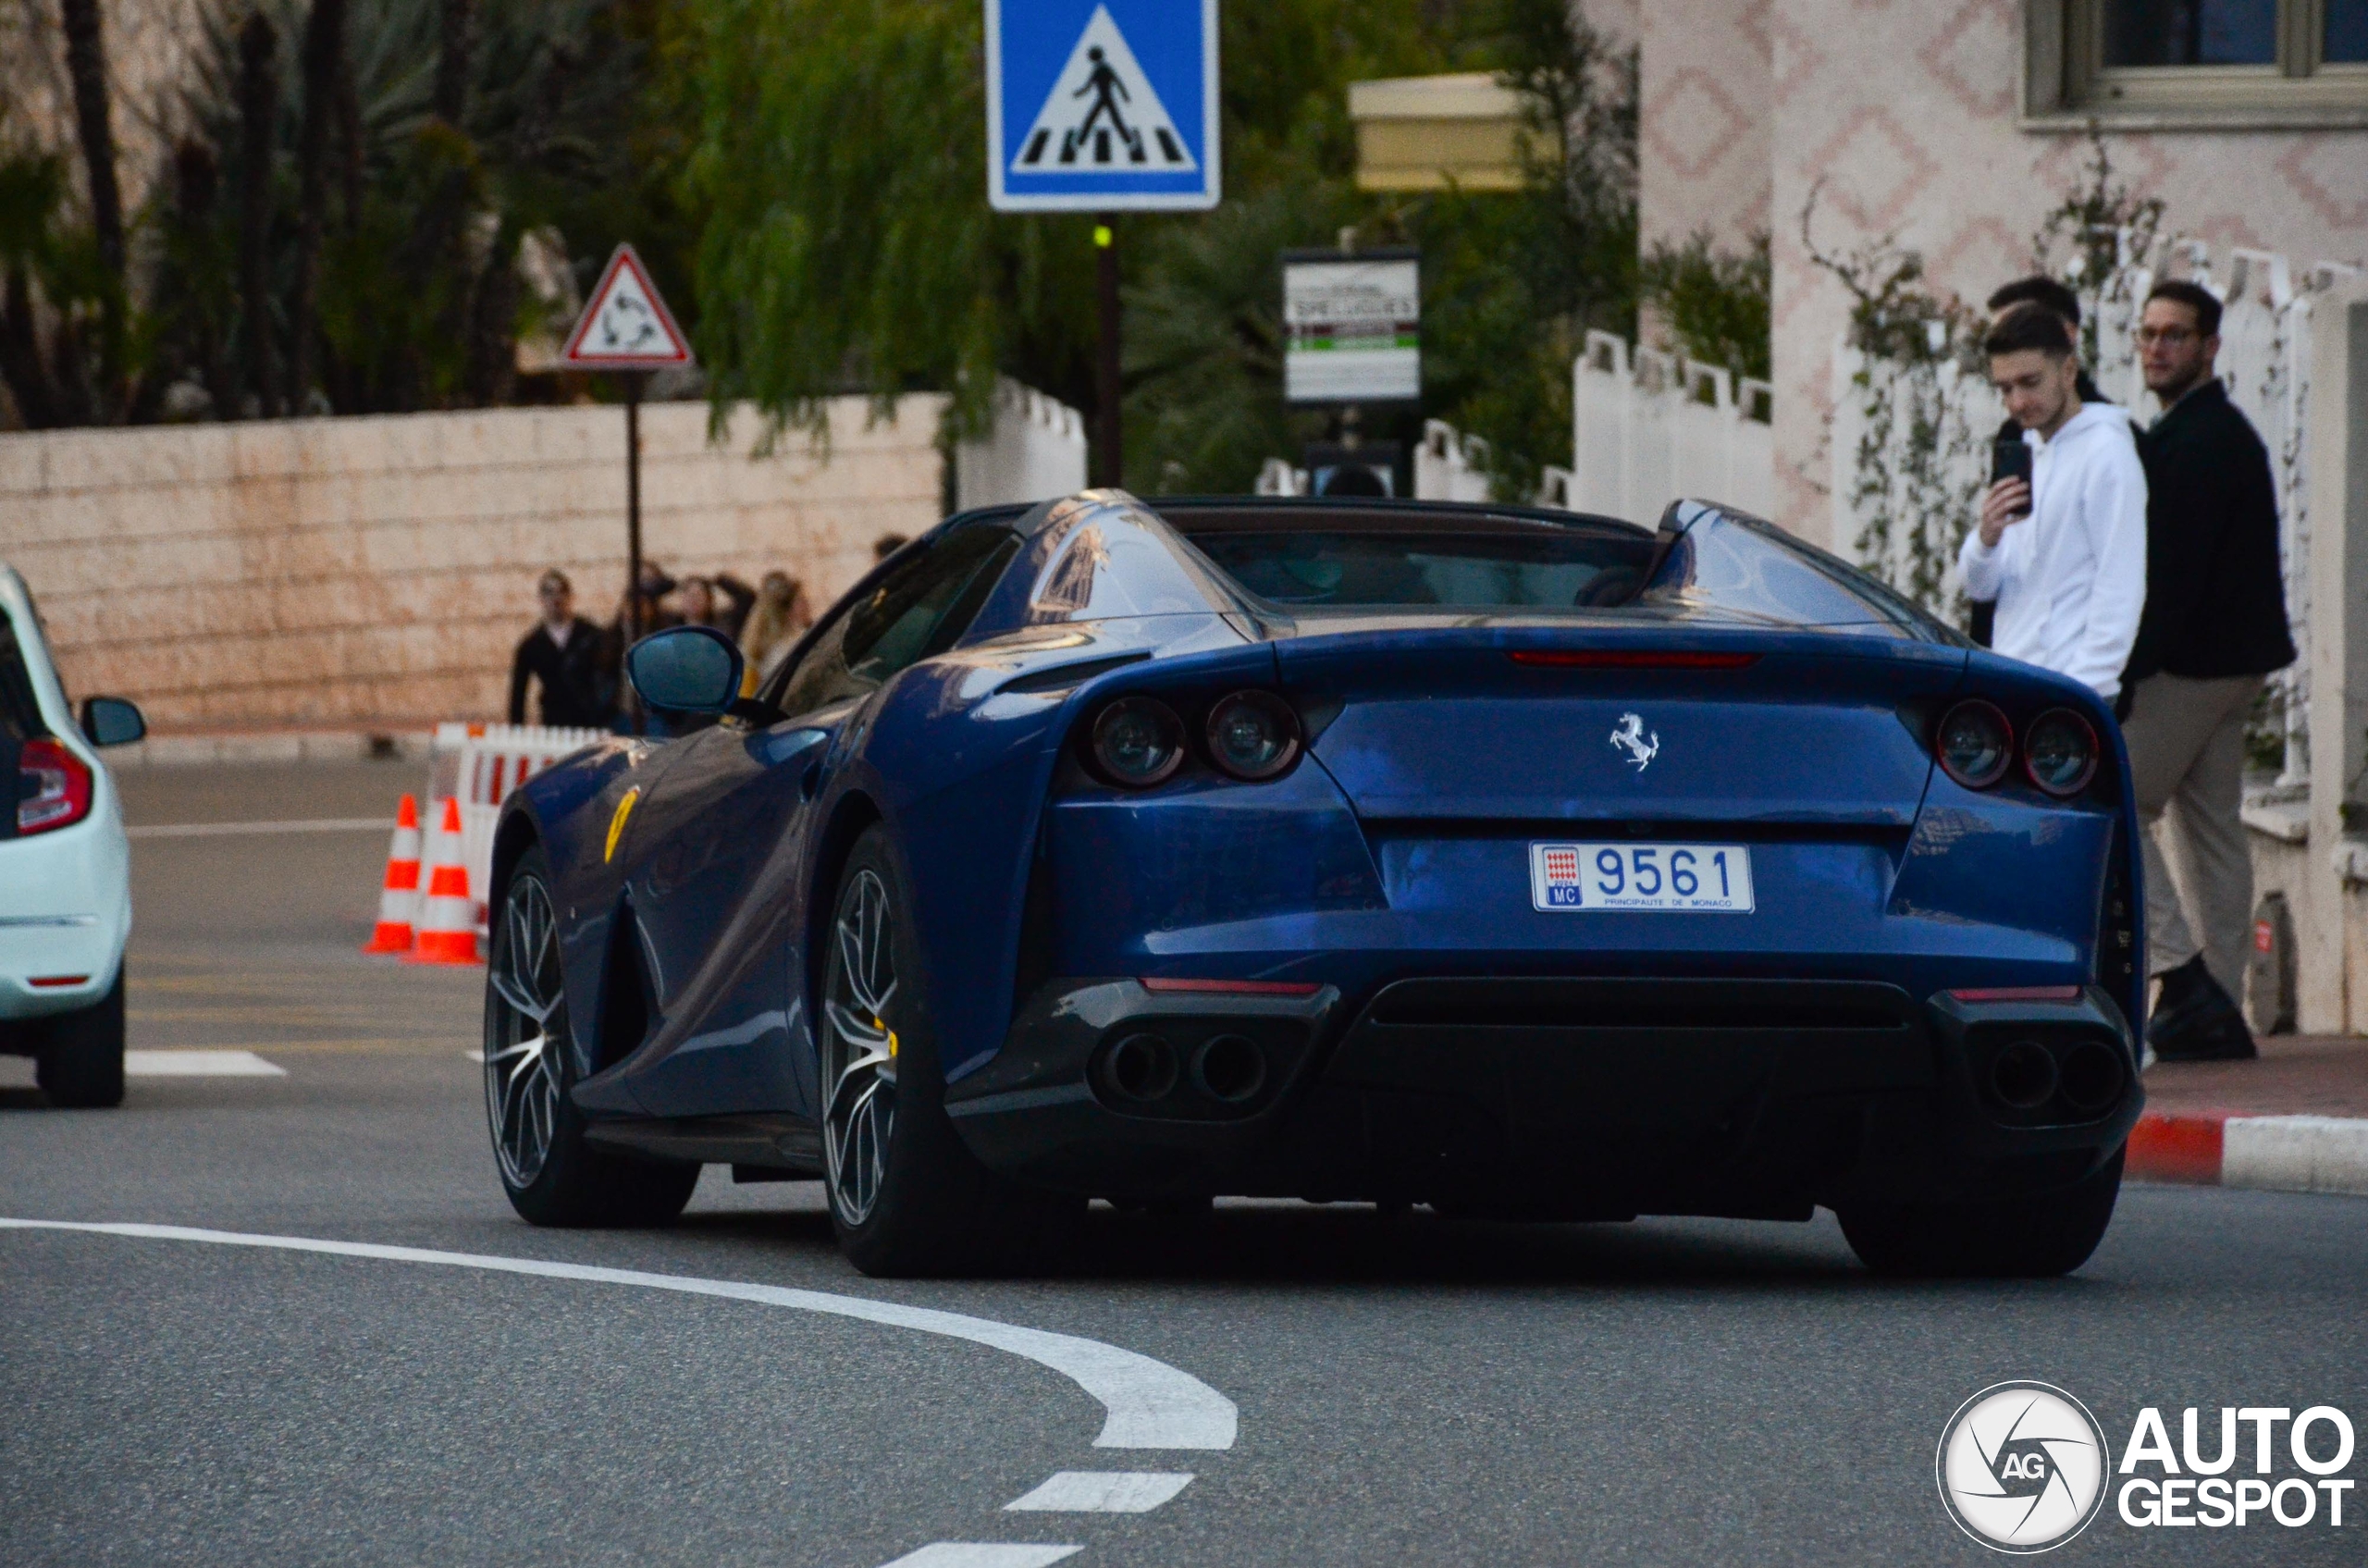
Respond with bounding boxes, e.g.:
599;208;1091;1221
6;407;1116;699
1088;697;1185;787
2024;709;2100;797
1935;700;2012;789
1204;691;1301;781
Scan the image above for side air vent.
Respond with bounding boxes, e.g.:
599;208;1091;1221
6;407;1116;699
999;652;1153;695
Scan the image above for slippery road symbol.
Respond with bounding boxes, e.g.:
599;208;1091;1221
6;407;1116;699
1013;6;1195;172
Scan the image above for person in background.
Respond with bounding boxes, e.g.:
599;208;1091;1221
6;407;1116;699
677;572;757;641
738;571;814;692
508;570;615;728
873;533;910;563
2120;279;2296;1063
1969;278;2112;648
616;562;681;642
1956;304;2146;704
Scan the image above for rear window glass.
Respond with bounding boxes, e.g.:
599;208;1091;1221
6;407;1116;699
1178;527;1656;610
0;607;43;739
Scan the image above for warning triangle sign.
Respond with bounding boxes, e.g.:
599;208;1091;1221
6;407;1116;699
561;244;692;368
1010;6;1196;174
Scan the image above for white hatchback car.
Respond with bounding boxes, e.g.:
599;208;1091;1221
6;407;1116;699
1;564;144;1105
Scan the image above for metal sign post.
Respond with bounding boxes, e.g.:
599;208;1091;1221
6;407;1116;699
559;243;692;721
988;0;1218;487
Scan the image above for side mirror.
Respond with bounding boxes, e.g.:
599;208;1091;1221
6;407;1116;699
80;696;146;747
627;626;744;714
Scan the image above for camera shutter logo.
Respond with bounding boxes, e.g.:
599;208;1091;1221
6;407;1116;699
1937;1382;2111;1553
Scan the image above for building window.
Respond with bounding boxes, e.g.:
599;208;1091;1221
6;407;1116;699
2029;0;2368;125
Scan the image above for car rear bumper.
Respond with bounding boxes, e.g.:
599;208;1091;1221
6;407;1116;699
0;810;132;1029
946;975;2141;1215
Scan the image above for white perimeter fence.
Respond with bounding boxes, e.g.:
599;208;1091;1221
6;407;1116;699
955;377;1089;511
426;722;608;929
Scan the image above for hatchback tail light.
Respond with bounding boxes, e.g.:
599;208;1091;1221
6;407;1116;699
18;737;93;834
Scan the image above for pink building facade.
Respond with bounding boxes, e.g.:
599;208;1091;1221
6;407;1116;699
1616;0;2368;548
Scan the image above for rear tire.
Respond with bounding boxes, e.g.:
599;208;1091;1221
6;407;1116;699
35;969;126;1109
1839;1148;2124;1278
820;825;1079;1277
485;846;698;1228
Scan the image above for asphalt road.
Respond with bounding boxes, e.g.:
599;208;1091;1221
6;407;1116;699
4;763;2364;1566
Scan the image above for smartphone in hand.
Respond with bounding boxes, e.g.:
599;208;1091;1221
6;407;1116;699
1991;438;2034;517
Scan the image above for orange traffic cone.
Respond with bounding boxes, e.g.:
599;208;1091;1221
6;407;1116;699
362;795;424;954
406;797;480;965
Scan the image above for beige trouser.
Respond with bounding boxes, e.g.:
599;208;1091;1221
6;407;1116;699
2119;673;2263;993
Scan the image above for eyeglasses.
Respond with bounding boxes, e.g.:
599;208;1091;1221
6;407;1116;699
2136;327;2200;347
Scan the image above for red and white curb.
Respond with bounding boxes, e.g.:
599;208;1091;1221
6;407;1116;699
2128;1111;2368;1195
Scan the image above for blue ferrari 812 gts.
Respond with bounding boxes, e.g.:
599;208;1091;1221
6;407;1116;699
480;491;2142;1278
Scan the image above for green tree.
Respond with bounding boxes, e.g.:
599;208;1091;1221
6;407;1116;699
1641;230;1770;382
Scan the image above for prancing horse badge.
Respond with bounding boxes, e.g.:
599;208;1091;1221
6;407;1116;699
1610;712;1659;772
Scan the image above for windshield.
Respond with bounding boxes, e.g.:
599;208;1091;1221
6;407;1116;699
1178;525;1655;610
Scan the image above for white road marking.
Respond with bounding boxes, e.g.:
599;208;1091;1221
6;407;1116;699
0;1219;1238;1450
462;1050;486;1063
128;818;390;840
875;1548;1081;1568
124;1051;287;1077
1005;1471;1194;1512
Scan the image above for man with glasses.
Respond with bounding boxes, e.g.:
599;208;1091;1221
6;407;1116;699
2121;279;2296;1062
508;569;617;729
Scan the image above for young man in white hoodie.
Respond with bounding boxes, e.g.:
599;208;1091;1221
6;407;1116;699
1956;304;2148;708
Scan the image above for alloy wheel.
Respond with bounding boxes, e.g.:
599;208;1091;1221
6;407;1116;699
822;867;899;1227
485;871;567;1189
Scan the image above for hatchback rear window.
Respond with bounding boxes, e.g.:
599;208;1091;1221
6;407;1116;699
0;606;43;740
1178;525;1655;610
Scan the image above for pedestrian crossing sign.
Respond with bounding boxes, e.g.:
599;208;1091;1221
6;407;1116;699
987;0;1218;212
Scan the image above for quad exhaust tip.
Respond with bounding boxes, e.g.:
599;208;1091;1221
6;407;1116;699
1102;1032;1180;1102
1990;1040;2060;1111
1190;1034;1267;1103
2058;1040;2127;1115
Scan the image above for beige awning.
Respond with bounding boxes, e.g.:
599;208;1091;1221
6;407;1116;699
1347;73;1529;192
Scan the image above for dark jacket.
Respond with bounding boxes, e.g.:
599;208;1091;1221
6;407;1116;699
508;617;616;728
2124;378;2296;685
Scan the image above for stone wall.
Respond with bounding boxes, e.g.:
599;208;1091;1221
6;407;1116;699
0;398;949;730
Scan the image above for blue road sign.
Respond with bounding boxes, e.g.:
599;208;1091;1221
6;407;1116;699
986;0;1219;212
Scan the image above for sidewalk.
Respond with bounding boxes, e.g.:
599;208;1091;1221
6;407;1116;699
106;725;436;767
2129;1032;2368;1196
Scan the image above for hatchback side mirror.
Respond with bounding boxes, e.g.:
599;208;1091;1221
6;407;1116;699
627;626;744;713
80;696;146;747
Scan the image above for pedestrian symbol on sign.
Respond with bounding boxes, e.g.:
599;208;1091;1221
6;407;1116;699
1011;6;1196;174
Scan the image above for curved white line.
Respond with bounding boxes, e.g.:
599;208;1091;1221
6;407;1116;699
0;1218;1237;1451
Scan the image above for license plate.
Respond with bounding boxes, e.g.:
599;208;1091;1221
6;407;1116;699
1530;842;1755;913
